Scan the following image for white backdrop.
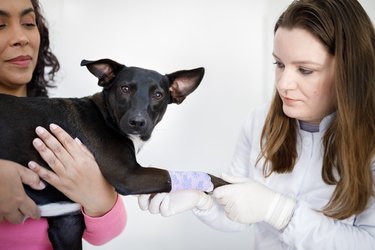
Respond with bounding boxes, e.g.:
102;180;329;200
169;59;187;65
38;1;375;249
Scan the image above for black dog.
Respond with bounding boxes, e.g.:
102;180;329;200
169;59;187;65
0;58;226;249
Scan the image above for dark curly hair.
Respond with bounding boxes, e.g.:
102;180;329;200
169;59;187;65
28;0;60;97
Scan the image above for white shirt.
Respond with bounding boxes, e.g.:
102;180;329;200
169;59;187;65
194;104;375;249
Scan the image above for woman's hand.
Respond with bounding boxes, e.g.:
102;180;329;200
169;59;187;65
28;124;117;217
213;174;296;230
138;190;213;216
0;159;44;223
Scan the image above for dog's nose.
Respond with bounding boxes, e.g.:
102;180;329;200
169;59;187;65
129;117;146;129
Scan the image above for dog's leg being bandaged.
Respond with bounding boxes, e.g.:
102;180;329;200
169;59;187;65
169;171;215;192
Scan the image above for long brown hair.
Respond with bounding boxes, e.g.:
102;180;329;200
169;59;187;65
28;0;60;97
259;0;375;219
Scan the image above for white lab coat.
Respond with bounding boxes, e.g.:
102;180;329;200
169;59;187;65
194;104;375;249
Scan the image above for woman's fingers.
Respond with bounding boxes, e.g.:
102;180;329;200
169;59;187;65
18;163;46;190
47;124;81;160
18;196;41;221
32;137;66;176
33;124;77;174
0;160;42;223
74;137;95;160
28;161;61;188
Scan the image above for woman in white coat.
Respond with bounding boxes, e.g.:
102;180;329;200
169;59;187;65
138;0;375;249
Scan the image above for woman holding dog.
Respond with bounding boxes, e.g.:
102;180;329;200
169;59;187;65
138;0;375;249
0;0;126;249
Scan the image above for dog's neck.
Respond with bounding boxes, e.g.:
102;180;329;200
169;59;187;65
128;135;145;154
90;92;124;134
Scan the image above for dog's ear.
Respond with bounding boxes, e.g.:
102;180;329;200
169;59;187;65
167;67;205;104
81;59;125;88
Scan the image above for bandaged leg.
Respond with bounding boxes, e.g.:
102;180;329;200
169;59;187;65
169;170;214;192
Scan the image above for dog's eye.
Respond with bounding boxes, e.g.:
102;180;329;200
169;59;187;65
121;85;130;94
153;91;164;100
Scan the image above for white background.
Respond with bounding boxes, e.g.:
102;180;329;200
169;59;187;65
38;1;375;249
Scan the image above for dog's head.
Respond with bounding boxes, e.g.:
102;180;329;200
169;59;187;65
81;58;204;141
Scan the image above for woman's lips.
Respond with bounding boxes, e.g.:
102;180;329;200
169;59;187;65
7;55;32;67
282;96;298;105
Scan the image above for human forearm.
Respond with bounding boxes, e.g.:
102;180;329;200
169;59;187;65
281;201;375;249
83;194;127;245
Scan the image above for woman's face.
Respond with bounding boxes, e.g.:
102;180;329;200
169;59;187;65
0;0;40;96
273;27;336;124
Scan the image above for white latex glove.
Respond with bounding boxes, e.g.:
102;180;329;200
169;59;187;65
138;190;213;217
213;174;296;230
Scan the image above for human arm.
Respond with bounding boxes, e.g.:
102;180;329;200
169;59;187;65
82;194;126;245
211;173;375;249
0;159;45;224
279;160;375;249
27;124;126;243
280;198;375;249
199;110;297;229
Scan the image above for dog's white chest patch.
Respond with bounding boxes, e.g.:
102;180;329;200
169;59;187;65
129;135;145;154
38;202;81;217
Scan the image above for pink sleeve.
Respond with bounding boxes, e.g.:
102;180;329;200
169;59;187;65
82;194;126;245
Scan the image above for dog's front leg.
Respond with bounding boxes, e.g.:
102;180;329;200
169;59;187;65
109;166;172;195
97;143;228;195
106;164;227;196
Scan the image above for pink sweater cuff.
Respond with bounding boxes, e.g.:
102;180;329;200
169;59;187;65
82;194;126;245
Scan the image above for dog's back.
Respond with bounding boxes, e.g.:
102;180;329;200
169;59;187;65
0;93;94;165
0;93;106;204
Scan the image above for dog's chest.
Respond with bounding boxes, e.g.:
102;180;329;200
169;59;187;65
128;135;145;154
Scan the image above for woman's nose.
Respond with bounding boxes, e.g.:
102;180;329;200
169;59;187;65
276;68;297;91
9;25;29;47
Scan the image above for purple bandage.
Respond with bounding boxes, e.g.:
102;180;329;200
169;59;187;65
169;171;214;192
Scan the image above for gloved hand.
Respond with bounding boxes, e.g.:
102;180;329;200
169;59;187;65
138;190;213;217
213;174;296;230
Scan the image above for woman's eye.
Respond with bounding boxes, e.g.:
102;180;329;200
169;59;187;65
299;67;313;75
121;85;130;93
23;22;36;28
21;15;36;29
273;61;284;69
